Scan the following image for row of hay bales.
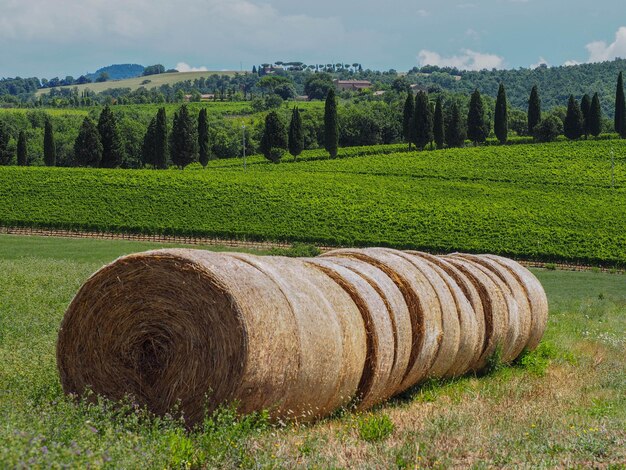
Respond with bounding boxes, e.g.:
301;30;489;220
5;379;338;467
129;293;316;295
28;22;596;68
57;248;548;427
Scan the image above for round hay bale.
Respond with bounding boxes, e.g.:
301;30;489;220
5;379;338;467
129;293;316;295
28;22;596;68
383;250;461;379
227;253;367;419
305;258;395;409
482;255;548;351
58;249;299;427
57;249;366;427
454;254;531;361
324;248;442;392
442;256;510;370
319;256;412;398
407;252;482;377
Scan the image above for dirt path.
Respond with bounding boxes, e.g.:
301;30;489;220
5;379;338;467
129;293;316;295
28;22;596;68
1;226;622;273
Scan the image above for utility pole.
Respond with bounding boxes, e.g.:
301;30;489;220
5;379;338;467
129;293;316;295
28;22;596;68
242;123;246;171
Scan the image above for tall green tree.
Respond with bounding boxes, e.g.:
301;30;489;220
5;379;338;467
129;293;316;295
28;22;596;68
402;92;415;150
43;119;56;166
494;83;508;144
288;107;304;159
198;108;210;166
589;93;603;138
0;119;11;165
564;94;584;140
446;101;465;148
16;130;27;166
615;72;626;138
433;95;445;149
142;116;157;167
97;105;124;168
170;105;198;168
528;85;541;135
414;91;433;149
324;88;339;158
74;117;102;167
467;89;488;145
580;94;591;139
260;110;288;163
154;108;169;169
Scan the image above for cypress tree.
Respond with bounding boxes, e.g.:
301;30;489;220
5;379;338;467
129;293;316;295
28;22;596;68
446;101;465;148
154;107;169;169
564;94;584;140
402;92;415;150
17;130;27;166
615;72;626;137
580;94;591;139
433;95;445;149
288;107;304;159
74;117;102;167
43;119;56;166
198;108;210;166
252;65;257;75
260;110;288;163
414;91;433;149
0;119;11;165
494;83;508;144
467;89;487;145
97;105;125;168
324;88;338;158
142;116;157;167
589;93;603;138
528;85;541;135
170;104;198;168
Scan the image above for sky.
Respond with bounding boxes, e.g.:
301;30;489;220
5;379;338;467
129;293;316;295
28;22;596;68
1;0;626;78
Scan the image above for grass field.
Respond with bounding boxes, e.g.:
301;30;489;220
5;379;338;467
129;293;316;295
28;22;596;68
34;71;244;96
1;140;625;265
0;235;624;467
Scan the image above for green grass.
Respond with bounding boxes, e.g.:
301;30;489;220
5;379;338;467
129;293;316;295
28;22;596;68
0;235;624;467
34;71;243;96
1;140;625;265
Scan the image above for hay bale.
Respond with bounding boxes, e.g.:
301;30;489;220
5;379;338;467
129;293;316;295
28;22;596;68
407;252;482;377
57;249;366;427
482;255;548;351
454;254;531;361
227;253;367;418
323;248;443;392
383;250;461;379
305;258;395;409
319;256;412;397
442;256;510;370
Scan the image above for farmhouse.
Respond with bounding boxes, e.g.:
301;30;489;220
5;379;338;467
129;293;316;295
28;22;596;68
334;79;372;91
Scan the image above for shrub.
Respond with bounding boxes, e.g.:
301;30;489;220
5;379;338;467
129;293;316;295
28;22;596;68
534;116;563;143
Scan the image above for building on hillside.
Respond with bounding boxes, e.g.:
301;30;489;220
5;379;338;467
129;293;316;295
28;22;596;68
184;93;216;102
334;79;372;91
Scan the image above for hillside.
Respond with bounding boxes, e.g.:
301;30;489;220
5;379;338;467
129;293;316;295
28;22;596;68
35;70;243;96
1;140;624;265
86;64;145;81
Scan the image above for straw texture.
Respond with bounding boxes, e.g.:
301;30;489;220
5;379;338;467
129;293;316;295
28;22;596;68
57;248;548;425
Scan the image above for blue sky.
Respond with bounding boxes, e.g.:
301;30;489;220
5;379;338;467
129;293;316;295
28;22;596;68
1;0;625;78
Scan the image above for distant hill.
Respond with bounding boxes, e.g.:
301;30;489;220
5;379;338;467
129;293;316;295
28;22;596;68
86;64;145;81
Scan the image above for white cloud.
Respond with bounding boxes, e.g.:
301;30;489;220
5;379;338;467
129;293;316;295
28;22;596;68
175;62;208;73
585;26;626;63
530;57;549;69
563;60;581;67
417;49;505;71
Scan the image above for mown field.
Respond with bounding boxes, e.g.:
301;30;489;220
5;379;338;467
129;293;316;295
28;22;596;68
0;235;624;467
34;71;243;96
1;140;625;266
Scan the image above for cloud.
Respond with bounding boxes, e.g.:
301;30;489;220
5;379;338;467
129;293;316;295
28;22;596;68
175;62;208;72
417;49;505;71
563;60;581;67
530;57;549;69
585;26;626;63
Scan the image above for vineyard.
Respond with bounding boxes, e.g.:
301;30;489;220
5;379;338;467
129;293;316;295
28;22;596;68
1;140;625;265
